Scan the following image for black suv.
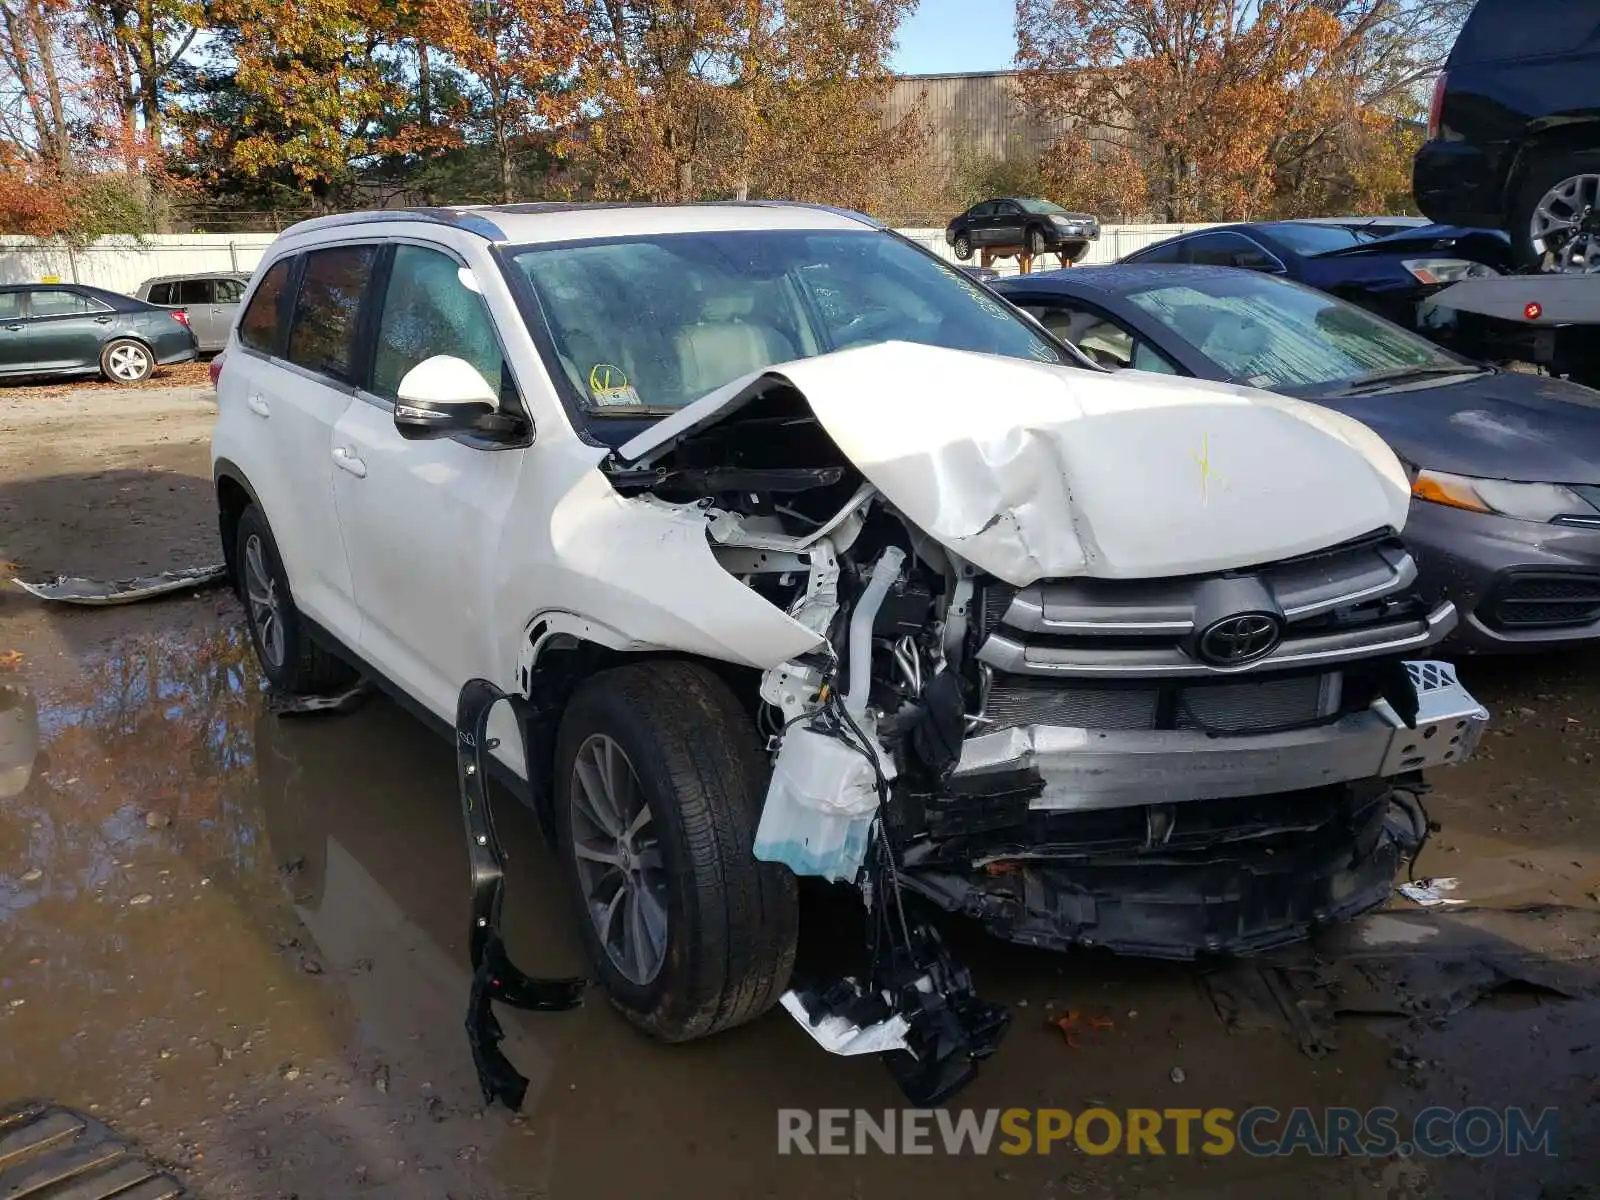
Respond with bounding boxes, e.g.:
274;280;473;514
944;198;1100;261
1413;0;1600;273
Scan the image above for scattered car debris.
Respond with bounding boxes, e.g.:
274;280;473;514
0;1099;185;1197
1398;877;1466;907
9;564;227;606
1050;1010;1115;1048
264;679;372;717
454;679;587;1110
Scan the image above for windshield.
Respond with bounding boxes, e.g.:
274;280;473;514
1123;273;1473;393
1264;223;1382;254
1016;198;1069;215
508;229;1067;411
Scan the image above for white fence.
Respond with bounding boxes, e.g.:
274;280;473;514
0;223;1216;295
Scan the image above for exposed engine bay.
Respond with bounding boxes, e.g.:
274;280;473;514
599;369;1490;1102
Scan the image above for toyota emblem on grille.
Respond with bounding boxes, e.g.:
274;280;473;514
1197;613;1283;665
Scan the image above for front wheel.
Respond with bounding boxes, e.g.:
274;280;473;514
554;660;798;1042
100;338;154;383
952;233;973;260
1513;151;1600;273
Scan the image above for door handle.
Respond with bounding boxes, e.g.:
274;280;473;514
3;324;20;332
332;446;367;478
246;394;270;418
94;316;112;324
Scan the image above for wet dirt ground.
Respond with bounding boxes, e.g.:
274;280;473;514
3;386;1599;1199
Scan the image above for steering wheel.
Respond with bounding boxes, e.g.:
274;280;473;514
832;308;903;349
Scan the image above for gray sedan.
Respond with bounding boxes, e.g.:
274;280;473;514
996;263;1600;652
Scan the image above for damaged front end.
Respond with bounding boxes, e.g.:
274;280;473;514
605;347;1490;1103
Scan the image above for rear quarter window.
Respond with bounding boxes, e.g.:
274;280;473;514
1450;0;1600;64
238;259;295;355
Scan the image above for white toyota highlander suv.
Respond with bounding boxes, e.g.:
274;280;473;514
212;202;1487;1103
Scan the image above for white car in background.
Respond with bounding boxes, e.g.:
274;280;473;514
211;202;1487;1102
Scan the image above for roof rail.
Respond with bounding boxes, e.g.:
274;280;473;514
745;200;881;228
277;207;508;241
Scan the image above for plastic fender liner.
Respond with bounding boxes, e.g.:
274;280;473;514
456;678;587;1109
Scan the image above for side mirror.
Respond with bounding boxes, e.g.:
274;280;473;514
393;355;521;442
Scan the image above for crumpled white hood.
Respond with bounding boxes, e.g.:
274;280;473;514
619;341;1412;586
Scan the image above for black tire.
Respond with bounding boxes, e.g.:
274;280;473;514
554;660;798;1042
952;232;973;260
1510;148;1600;273
234;504;357;695
1027;224;1050;255
99;338;154;383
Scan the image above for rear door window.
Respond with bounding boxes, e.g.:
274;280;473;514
285;245;379;382
238;259;295;355
0;292;22;320
176;279;215;305
1126;239;1187;264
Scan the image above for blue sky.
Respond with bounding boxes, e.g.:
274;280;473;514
891;0;1017;75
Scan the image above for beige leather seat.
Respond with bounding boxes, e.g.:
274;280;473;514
674;290;795;398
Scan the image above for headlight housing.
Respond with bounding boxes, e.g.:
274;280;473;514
1402;258;1500;285
1412;468;1599;523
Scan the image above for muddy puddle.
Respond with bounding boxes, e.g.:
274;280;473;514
2;626;1598;1198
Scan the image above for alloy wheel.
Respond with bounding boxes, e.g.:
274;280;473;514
243;533;286;669
1530;173;1600;273
107;343;152;381
569;733;668;985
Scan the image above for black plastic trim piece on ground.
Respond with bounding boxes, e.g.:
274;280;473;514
456;678;587;1110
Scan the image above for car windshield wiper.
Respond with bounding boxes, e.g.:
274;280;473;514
1323;364;1485;396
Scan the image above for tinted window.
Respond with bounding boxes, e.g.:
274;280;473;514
215;278;245;303
1124;273;1468;392
176;279;215;305
372;246;504;399
0;292;21;320
1451;0;1600;64
239;259;294;354
1184;233;1258;266
970;202;997;218
510;229;1067;411
1017;198;1068;214
146;282;174;305
1264;224;1377;254
996;201;1022;215
29;290;95;317
286;246;377;381
1126;239;1186;264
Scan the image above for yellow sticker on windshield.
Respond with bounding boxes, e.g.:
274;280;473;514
588;362;642;406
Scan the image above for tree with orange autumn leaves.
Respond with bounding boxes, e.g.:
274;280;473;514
1015;0;1471;222
1;0;1474;234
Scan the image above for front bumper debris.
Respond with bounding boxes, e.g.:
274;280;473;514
779;826;1010;1106
954;660;1488;810
9;563;227;606
901;782;1429;959
455;679;586;1110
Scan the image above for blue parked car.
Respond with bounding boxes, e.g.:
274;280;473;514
1117;218;1511;331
